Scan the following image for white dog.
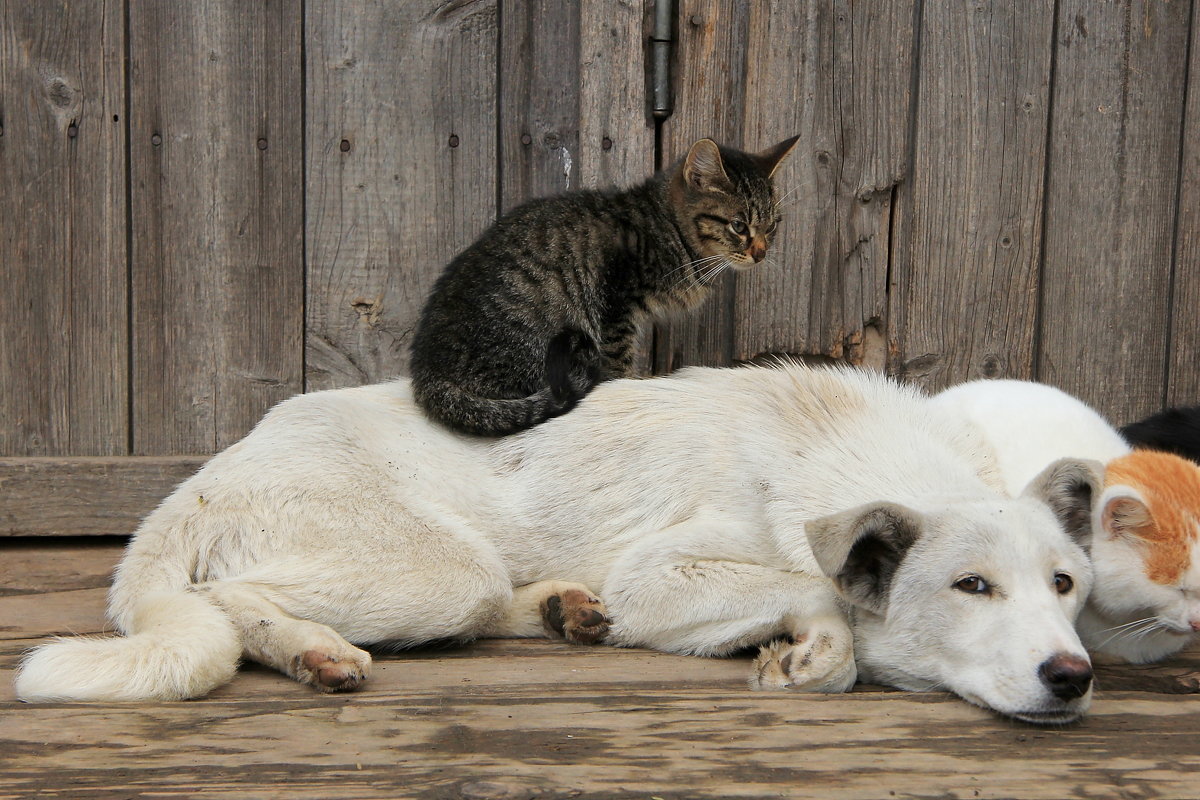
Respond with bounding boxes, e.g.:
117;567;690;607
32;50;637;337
933;379;1200;663
17;365;1100;724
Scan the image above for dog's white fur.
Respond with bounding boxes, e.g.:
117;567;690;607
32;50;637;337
18;365;1099;723
932;378;1196;663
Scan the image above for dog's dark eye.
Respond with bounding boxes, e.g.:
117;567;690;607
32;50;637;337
1054;573;1074;594
954;575;989;595
729;220;748;235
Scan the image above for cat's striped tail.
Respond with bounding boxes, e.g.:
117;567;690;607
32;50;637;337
414;328;599;436
412;377;571;436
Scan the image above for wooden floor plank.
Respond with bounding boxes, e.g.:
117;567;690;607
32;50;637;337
2;677;1198;799
4;541;1199;798
0;538;123;596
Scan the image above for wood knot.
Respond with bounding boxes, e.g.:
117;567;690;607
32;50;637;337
46;77;73;108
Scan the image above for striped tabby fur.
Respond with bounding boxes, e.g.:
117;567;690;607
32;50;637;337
410;136;800;436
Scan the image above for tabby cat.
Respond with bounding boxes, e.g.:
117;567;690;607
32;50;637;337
409;136;800;436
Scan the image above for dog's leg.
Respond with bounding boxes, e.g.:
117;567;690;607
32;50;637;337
485;581;611;644
199;581;372;693
602;513;857;692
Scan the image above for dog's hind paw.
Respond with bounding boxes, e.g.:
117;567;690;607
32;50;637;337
296;644;372;692
541;589;611;645
750;620;857;693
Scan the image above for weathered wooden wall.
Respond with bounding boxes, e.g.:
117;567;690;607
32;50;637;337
1;0;1197;534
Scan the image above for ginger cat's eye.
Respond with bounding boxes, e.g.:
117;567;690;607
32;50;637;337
1054;573;1074;594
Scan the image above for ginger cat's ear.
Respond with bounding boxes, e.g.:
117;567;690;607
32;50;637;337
1099;487;1154;540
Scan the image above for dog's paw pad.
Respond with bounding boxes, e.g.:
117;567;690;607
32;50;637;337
750;625;856;693
541;589;611;644
298;647;371;692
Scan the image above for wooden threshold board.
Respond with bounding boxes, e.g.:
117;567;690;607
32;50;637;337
0;456;205;536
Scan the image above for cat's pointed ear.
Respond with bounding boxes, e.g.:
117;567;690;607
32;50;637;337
1098;486;1155;540
757;135;801;178
1022;458;1103;548
683;139;732;193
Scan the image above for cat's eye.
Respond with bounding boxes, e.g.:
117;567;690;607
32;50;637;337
954;575;990;595
1053;573;1074;594
729;220;748;235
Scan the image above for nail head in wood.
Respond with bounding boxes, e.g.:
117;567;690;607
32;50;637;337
151;133;162;146
448;134;460;148
520;133;532;146
602;136;613;151
67;123;78;138
257;138;268;150
339;138;351;152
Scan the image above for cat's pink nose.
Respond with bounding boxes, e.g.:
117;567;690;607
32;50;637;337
1190;619;1200;633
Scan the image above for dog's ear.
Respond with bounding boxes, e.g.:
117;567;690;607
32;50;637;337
807;503;924;615
1022;458;1103;549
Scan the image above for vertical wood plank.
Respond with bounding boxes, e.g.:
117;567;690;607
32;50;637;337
1038;0;1190;423
888;0;1055;391
653;0;750;372
577;0;655;196
499;0;653;206
306;1;499;390
498;0;655;367
1167;5;1200;409
0;0;126;456
498;0;582;211
130;0;304;454
736;0;913;368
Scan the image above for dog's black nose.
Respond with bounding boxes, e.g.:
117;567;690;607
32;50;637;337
1038;653;1093;701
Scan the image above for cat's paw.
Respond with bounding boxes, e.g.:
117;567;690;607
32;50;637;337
541;589;611;644
750;619;856;693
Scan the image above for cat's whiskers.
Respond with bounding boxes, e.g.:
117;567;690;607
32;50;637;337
663;255;730;288
696;258;733;284
1094;616;1165;650
775;185;801;205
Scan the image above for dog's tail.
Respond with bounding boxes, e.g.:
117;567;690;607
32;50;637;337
15;509;241;702
15;589;240;702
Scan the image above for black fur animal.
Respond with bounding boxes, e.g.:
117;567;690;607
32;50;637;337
1121;405;1200;465
410;136;800;436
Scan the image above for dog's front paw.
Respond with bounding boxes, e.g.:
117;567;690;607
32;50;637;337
295;641;372;692
750;620;856;693
541;589;611;644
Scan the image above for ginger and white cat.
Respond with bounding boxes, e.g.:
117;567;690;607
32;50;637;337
933;379;1200;663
